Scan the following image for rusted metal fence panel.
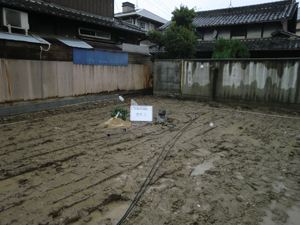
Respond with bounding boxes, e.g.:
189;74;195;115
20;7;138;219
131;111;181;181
0;59;150;103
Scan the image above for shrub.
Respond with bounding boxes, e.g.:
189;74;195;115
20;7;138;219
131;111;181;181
212;37;251;58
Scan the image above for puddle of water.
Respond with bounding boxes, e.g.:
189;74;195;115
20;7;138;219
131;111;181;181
222;123;245;135
260;201;300;225
239;136;261;146
269;140;280;148
260;200;277;225
191;154;221;176
286;205;300;225
191;148;211;157
0;178;19;193
71;201;130;225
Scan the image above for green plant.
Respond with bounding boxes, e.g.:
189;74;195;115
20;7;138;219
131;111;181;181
111;106;128;121
212;37;251;58
147;5;198;59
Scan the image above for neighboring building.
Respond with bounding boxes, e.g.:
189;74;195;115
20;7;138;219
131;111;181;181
297;8;300;35
154;0;300;58
115;2;167;45
115;2;167;32
0;0;147;61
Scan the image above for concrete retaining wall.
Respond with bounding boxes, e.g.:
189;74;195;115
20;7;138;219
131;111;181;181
0;59;150;103
155;59;300;106
153;60;182;96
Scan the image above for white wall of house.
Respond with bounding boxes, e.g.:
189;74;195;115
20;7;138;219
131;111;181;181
135;19;155;31
218;27;231;39
201;21;283;41
204;28;215;40
247;24;262;38
263;22;282;37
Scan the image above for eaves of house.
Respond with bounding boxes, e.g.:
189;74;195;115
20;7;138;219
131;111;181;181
158;0;298;30
0;0;146;35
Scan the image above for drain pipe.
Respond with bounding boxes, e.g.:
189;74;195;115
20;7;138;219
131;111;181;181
30;33;51;101
40;50;44;101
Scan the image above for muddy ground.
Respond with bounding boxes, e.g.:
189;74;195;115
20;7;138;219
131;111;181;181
0;96;300;225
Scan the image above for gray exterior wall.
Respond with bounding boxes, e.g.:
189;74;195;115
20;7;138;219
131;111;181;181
154;60;182;96
155;59;300;106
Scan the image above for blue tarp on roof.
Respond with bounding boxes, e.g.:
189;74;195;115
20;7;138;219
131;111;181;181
73;48;128;66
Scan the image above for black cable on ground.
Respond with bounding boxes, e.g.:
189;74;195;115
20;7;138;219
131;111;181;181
116;112;200;225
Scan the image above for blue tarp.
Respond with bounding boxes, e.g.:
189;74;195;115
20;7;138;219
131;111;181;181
73;48;128;66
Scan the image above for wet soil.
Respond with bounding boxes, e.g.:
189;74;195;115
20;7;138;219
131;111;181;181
0;96;300;225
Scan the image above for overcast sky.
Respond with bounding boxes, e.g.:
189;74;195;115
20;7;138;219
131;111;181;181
114;0;300;21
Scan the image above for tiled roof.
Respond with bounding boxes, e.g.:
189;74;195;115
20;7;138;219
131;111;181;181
115;9;168;24
0;0;146;35
158;0;298;30
149;38;300;53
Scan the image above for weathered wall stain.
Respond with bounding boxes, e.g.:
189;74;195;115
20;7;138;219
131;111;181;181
155;59;300;105
183;59;300;104
4;59;12;101
154;60;181;95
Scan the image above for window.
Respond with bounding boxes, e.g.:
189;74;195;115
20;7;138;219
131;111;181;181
139;21;146;29
231;25;246;39
79;28;111;40
126;18;133;24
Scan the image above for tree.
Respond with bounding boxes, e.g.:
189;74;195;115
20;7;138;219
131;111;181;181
148;5;198;59
212;37;251;58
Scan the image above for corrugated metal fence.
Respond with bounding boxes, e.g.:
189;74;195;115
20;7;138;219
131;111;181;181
0;59;149;103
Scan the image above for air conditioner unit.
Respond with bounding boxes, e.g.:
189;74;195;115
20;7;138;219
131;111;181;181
2;8;29;35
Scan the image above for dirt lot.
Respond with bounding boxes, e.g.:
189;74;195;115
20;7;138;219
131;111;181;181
0;96;300;225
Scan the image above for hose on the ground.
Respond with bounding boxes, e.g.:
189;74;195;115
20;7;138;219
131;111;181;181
116;112;200;225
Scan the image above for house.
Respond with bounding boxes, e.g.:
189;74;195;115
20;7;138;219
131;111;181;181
114;2;168;45
115;2;168;32
0;0;152;104
0;0;147;61
153;0;300;58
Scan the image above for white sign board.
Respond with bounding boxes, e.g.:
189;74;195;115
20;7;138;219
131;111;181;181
130;106;153;122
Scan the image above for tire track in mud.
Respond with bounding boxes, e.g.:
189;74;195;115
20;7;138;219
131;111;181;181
0;104;116;148
0;134;146;179
0;137;164;225
0;134;157;218
2;97;299;225
0;116;108;154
